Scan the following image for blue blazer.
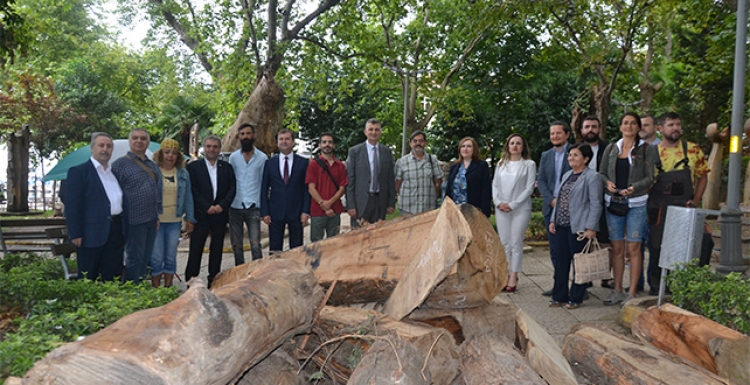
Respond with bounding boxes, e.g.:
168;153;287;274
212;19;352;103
260;154;311;221
445;160;492;217
65;160;121;248
537;144;572;218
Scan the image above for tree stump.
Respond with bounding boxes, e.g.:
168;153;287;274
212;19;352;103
515;309;577;385
459;332;545;385
23;260;323;385
408;299;516;344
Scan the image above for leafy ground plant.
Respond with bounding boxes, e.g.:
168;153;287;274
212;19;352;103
667;260;750;335
0;253;180;379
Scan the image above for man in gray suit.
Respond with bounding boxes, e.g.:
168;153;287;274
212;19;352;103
346;118;396;226
537;121;572;296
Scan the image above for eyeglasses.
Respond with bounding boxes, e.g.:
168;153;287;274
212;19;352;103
410;139;426;143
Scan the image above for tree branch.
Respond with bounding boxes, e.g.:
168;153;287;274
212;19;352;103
267;0;277;58
297;34;366;60
240;0;261;66
149;0;213;75
286;0;341;40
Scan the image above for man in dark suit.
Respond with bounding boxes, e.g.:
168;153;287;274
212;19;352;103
65;132;124;281
345;118;396;226
537;121;572;296
261;129;310;252
185;135;236;286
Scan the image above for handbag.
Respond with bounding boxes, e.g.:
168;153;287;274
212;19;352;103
573;235;611;284
607;201;630;216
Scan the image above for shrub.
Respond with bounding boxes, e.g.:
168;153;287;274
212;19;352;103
525;212;547;240
667;260;750;335
0;253;180;379
531;197;543;212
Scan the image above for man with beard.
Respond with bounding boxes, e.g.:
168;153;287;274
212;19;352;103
228;123;267;262
395;130;443;216
537;121;572;296
306;133;348;242
648;112;709;294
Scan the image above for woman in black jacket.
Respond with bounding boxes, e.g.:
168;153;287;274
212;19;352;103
445;137;492;217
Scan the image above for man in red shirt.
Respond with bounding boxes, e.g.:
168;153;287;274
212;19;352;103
306;133;349;242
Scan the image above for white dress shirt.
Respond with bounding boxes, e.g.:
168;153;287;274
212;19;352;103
91;157;123;215
205;158;218;200
278;153;294;178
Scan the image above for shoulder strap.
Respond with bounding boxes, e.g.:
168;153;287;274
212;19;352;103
315;157;339;190
127;153;158;182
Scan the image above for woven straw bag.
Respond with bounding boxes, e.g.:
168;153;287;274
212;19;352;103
573;236;611;284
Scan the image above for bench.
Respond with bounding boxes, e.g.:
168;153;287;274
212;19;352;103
0;217;68;254
45;227;78;280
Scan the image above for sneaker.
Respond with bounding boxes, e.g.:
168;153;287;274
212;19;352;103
603;290;627;306
621;294;635;308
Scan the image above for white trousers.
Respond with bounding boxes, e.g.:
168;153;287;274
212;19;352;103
495;207;531;273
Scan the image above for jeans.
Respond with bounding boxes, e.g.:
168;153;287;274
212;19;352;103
124;220;158;284
229;207;262;263
551;225;588;304
151;221;181;275
605;205;647;242
310;215;341;243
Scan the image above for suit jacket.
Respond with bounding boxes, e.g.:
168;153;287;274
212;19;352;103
345;142;396;215
186;159;236;224
551;167;603;234
260;154;311;220
445;160;492;217
537;143;572;217
492;159;537;211
65;160;118;248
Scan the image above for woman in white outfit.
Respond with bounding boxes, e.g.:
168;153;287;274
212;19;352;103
492;134;537;292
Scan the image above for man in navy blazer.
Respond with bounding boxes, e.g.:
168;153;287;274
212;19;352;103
537;121;572;296
65;132;125;281
261;129;310;252
185;135;236;286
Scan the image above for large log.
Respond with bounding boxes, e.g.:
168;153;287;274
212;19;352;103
515;309;578;385
632;303;750;384
307;306;459;385
23;260;323;385
382;198;472;319
408;298;516;344
562;323;729;385
213;201;506;308
459;332;546;385
347;338;430;385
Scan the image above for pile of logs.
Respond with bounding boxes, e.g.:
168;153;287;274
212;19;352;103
17;198;749;384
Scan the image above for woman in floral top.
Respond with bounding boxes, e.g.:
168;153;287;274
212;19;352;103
445;137;492;217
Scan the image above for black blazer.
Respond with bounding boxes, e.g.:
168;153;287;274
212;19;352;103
186;159;236;224
445;160;492;217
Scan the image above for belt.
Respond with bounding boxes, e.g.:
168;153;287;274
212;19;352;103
242;203;257;209
368;192;379;196
110;214;122;221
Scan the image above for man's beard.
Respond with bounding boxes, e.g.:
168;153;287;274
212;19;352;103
321;146;333;154
583;132;599;143
241;138;255;152
664;132;681;143
412;146;424;155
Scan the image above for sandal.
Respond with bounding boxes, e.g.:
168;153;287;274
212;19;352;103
601;279;615;289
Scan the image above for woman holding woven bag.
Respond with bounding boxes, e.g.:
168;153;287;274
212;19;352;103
600;112;657;306
548;143;602;309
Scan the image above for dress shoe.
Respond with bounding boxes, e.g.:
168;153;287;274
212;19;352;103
504;285;516;293
548;300;563;308
542;289;553;297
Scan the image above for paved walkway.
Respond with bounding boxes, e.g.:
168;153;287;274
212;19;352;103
173;213;633;346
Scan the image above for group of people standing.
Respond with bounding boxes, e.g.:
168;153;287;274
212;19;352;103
500;111;709;310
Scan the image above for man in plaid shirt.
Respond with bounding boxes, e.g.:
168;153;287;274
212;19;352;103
395;131;443;215
112;128;162;284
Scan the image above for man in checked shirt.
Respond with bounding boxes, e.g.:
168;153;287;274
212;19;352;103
395;130;443;216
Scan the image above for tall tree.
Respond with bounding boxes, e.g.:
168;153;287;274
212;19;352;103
122;0;342;153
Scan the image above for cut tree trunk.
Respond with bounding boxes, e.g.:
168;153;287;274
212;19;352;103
305;306;459;385
459;332;545;385
632;303;750;384
515;309;577;385
212;201;506;309
237;348;305;385
408;298;517;344
347;337;430;385
23;260;323;385
562;323;729;385
221;75;285;155
382;197;472;319
7;125;30;213
703;141;724;210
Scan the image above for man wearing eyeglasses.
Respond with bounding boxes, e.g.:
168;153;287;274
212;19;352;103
395;130;443;216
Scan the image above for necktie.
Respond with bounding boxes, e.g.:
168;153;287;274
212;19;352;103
370;146;380;193
283;156;290;185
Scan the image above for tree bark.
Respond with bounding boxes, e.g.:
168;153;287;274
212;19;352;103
408;299;517;345
459;332;545;385
7;125;30;213
632;303;750;384
562;323;729;385
347;338;430;385
23;260;323;385
237;348;305;385
515;309;577;385
307;306;459;385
